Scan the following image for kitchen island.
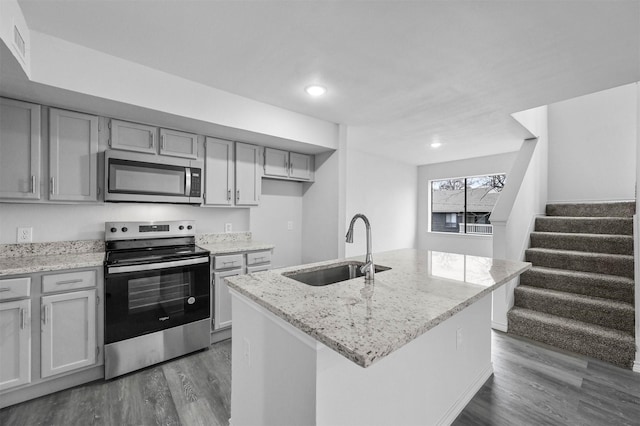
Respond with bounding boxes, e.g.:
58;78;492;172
226;249;530;426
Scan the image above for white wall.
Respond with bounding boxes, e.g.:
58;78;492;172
344;147;417;258
548;83;637;203
417;152;517;257
490;105;549;331
25;31;338;151
250;179;303;269
0;202;249;244
301;149;341;264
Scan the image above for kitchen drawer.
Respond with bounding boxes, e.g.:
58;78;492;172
247;264;270;274
42;270;96;293
0;277;30;301
246;250;271;266
213;254;244;271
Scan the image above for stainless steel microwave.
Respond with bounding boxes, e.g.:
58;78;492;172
104;150;203;204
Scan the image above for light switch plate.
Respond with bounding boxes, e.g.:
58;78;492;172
225;223;232;233
287;221;293;231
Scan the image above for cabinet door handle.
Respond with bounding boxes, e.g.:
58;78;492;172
0;288;10;292
20;308;26;330
161;135;165;150
55;279;83;286
50;177;55;195
149;133;153;148
236;190;240;201
31;175;36;193
42;304;49;325
227;189;231;201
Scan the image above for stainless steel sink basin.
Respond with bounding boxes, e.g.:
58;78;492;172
284;262;391;286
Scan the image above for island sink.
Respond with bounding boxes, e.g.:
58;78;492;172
284;261;391;286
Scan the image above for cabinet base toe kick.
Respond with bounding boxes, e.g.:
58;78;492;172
104;319;210;380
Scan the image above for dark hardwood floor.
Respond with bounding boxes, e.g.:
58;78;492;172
1;332;638;425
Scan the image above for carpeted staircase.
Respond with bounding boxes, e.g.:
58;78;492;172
508;201;636;369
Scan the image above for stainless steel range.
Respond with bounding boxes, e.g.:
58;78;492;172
103;220;210;379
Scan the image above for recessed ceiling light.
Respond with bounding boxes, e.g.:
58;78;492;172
430;141;442;148
305;85;327;96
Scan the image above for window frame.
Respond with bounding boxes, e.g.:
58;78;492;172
428;173;506;236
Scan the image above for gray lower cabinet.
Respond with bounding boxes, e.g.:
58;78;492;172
40;289;97;378
49;108;99;201
0;268;103;407
0;277;32;392
211;250;272;332
0;98;41;200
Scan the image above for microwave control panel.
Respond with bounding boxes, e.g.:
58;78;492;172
190;168;201;197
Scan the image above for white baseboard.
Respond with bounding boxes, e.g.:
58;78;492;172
437;363;494;426
633;360;640;374
491;320;508;332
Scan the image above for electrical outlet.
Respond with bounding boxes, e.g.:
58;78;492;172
225;223;232;233
287;221;293;231
243;338;251;367
17;227;32;243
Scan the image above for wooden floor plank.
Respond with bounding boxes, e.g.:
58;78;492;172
1;333;638;426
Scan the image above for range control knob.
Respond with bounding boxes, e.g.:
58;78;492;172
121;227;128;233
110;227;117;233
179;225;184;230
187;225;193;230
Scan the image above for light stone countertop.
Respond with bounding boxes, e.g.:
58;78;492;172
0;232;273;276
199;241;275;256
226;248;531;368
0;252;106;276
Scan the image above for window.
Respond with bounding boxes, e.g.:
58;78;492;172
430;174;505;235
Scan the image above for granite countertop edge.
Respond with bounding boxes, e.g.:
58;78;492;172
0;239;275;276
227;249;531;368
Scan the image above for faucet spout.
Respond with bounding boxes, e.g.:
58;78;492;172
345;214;374;282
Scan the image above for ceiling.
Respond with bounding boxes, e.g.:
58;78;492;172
14;0;640;165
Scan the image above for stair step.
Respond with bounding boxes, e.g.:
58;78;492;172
534;216;633;235
520;266;634;304
513;285;634;334
507;307;636;369
529;232;633;255
525;248;634;279
546;201;635;218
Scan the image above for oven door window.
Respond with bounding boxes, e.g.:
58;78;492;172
105;261;210;344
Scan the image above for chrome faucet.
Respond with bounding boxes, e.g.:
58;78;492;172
345;213;374;282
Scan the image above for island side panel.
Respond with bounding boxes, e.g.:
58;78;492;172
315;294;493;426
230;290;318;426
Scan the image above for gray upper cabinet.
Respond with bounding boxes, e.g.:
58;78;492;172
160;128;198;159
264;147;313;182
0;98;41;200
109;119;157;154
235;142;261;206
263;148;289;178
204;137;234;206
289;152;313;181
49;108;99;202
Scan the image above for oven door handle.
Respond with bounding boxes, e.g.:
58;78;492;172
107;257;209;274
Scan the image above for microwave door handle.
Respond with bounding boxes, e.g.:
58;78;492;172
185;167;192;196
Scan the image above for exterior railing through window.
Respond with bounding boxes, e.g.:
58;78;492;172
458;223;493;234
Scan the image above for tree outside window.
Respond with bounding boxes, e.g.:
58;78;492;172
430;174;506;234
